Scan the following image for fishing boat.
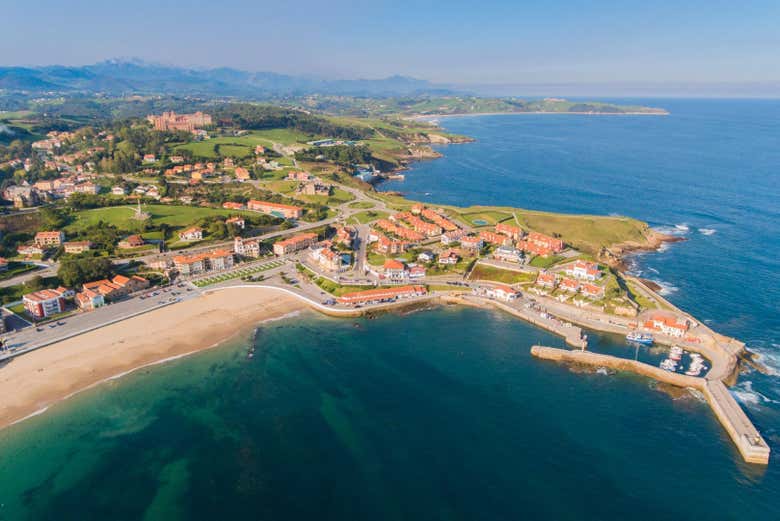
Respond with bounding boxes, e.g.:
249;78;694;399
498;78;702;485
660;359;677;371
626;331;654;345
669;345;684;361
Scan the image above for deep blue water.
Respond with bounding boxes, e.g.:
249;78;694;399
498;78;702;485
381;99;780;423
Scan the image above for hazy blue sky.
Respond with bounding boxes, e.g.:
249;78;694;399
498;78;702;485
3;0;779;85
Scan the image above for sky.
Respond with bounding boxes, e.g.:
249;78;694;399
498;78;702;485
2;0;779;89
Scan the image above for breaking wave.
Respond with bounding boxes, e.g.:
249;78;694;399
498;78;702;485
731;381;779;407
698;227;716;236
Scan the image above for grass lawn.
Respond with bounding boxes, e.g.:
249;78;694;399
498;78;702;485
348;201;375;209
7;302;27;316
366;251;387;266
66;205;256;233
350;210;389;224
458;210;514;226
468;263;537;284
529;255;565;269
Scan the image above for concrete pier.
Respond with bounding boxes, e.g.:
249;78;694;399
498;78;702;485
530;345;770;465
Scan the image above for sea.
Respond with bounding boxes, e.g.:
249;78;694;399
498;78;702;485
0;99;778;520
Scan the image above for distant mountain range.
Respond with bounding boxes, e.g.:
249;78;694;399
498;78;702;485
0;59;454;97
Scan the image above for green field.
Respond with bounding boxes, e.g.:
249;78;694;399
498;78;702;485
468;263;536;284
350;210;388;224
348;201;375;209
174;129;317;159
66;205;255;233
528;255;565;269
459;210;514;226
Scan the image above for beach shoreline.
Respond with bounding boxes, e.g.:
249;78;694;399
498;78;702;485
0;287;305;431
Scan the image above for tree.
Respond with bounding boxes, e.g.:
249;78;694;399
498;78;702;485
58;257;113;287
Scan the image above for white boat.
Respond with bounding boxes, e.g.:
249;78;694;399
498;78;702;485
669;345;684;361
660;359;677;371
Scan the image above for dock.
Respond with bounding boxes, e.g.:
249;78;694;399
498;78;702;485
530;345;770;465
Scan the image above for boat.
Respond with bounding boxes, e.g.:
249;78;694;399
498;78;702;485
669;345;684;361
660;359;677;371
626;331;654;345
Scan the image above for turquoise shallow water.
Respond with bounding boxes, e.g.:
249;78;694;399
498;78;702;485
1;99;779;519
0;308;777;520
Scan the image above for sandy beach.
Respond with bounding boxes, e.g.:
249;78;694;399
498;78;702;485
0;287;305;430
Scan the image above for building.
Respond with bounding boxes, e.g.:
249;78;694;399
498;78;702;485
234;167;251;181
338;285;427;306
23;288;68;319
373;233;406;255
111;274;150;294
173;249;234;275
334;226;355;248
143;154;156;163
409;265;427;279
580;283;606;299
178;227;203;242
34;231;65;248
417;251;435;263
273;233;318;255
566;260;602;281
644;314;690;338
522;232;565;257
461;236;484;250
375;219;424;242
495;222;524;241
559;277;581;293
535;271;558;289
0;258;7;272
492;246;524;263
382;259;408;282
479;230;509;246
485;284;520;302
222;201;245;210
438;249;460;265
118;235;146;249
287;171;313;181
75;288;105;310
147;111;212;132
441;229;466;245
420;208;459;231
234;236;262;258
112;186;128;196
310;245;347;272
63;241;93;254
17;245;44;257
248;200;303;219
226;216;246;229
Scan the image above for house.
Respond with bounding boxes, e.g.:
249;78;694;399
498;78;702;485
409;265;427;279
111;274;150;293
118;235;146;249
234;167;251;181
535;271;559;289
559;277;581;293
222;201;245;210
495;222;524;240
273;233;318;255
82;279;126;301
441;229;466;245
334;226;355;248
644;314;690;338
287;171;313;181
112;186;128;195
234;236;262;258
0;258;7;272
63;241;93;254
417;251;435;263
178;226;203;242
17;245;44;257
338;285;427;306
375;219;424;242
373;233;406;255
438;249;460;265
75;288;104;310
34;231;65;248
170;155;185;163
566;260;602;281
247;200;303;219
223;158;235;168
143;154;156;163
581;283;606;299
461;236;484;250
23;288;68;319
492;246;524;263
173;249;234;275
420;208;459;231
479;230;508;246
485;284;520;302
226;216;245;229
382;259;408;282
522;232;565;257
310;245;346;272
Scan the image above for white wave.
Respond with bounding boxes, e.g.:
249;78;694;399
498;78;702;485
652;224;690;237
652;279;679;296
698;227;716;236
647;267;660;275
657;242;672;253
730;381;779;407
675;223;690;232
749;345;780;376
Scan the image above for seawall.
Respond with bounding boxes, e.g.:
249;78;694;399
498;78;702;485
530;345;770;465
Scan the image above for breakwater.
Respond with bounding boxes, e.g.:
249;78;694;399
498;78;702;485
530;345;770;465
